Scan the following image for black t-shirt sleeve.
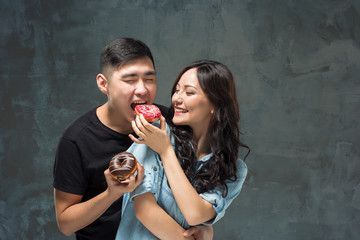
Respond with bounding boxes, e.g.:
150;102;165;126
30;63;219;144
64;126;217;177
53;137;87;195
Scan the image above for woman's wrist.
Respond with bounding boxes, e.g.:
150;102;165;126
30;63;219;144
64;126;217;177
160;145;176;162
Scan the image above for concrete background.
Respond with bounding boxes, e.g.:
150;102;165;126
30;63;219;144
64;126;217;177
0;0;359;239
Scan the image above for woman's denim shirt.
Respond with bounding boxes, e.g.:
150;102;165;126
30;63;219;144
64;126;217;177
115;122;247;240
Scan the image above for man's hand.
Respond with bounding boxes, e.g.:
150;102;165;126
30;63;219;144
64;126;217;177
184;225;213;240
104;161;145;199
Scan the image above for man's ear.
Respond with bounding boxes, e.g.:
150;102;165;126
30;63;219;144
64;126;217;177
96;73;108;95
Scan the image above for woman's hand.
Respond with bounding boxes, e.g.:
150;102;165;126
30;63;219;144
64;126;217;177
183;225;213;240
129;115;172;156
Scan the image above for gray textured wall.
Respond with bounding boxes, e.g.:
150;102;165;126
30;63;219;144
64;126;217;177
1;0;359;239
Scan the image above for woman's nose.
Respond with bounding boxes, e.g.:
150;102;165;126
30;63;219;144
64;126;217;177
172;92;183;105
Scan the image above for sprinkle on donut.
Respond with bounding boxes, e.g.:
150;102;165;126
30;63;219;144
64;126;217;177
135;104;161;122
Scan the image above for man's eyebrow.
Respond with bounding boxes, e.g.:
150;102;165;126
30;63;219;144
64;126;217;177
144;70;156;76
121;73;137;78
121;71;156;79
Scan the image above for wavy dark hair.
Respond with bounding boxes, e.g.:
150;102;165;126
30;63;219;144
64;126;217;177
167;60;250;197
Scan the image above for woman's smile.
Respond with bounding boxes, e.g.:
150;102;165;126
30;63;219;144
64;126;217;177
174;106;188;115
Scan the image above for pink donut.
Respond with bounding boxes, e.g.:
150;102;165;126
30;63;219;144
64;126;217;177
135;104;161;122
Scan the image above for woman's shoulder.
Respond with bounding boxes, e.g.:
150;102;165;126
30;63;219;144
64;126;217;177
236;157;248;178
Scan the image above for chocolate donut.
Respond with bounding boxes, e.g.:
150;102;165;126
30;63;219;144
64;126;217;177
109;152;137;181
135;104;161;122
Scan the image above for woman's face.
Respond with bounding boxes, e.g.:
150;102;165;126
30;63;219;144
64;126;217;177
172;68;214;133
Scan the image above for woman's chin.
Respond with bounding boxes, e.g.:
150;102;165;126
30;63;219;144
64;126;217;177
172;118;186;126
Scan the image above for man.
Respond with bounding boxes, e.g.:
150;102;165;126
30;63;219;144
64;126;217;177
53;38;213;239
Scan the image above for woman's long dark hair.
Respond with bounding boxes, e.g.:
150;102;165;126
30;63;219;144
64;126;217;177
167;60;250;197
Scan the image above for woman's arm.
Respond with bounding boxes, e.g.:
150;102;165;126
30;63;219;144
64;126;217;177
130;115;216;226
159;148;216;226
134;192;194;240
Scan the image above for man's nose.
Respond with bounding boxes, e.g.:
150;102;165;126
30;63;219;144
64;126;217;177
134;80;147;95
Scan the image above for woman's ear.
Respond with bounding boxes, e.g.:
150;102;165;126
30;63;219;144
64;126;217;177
96;73;108;95
210;104;215;115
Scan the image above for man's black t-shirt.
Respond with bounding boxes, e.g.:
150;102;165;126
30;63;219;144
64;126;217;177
53;104;168;240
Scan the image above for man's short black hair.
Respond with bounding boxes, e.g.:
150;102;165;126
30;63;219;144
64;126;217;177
100;38;155;74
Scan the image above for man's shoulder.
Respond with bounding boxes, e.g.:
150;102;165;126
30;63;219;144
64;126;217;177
61;107;98;141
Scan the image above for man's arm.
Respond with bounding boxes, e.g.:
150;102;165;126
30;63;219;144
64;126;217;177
54;166;144;236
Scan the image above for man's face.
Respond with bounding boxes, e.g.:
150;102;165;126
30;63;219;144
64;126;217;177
106;56;157;126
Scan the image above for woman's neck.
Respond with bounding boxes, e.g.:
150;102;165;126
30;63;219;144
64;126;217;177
192;131;211;160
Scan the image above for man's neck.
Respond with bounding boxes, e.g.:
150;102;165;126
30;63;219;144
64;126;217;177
96;103;133;134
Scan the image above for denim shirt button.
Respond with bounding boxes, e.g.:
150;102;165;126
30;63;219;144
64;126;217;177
153;167;157;171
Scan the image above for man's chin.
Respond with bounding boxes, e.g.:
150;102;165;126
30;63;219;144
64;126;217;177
129;110;137;121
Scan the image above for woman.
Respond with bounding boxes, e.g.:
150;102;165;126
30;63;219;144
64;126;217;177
116;60;249;239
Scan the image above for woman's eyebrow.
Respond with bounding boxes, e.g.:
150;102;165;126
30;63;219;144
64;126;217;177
184;84;198;90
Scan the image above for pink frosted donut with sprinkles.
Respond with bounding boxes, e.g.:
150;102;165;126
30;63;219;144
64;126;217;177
135;104;161;122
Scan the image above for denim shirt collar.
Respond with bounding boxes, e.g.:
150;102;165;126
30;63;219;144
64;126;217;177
189;141;213;161
198;152;213;162
188;141;213;171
